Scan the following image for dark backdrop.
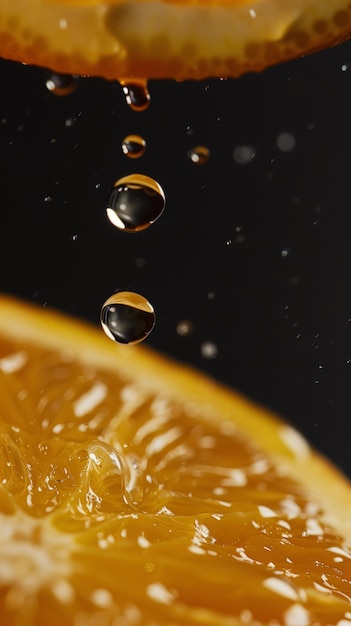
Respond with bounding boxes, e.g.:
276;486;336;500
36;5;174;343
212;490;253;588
1;42;351;475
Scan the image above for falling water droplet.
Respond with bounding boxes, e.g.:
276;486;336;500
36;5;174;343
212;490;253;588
106;174;165;233
120;79;150;111
101;292;155;345
45;73;77;96
187;146;210;165
122;134;146;159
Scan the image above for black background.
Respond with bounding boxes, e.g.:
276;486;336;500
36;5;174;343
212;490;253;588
1;43;351;475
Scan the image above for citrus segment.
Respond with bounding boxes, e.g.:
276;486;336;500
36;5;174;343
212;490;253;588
0;0;351;79
0;295;351;626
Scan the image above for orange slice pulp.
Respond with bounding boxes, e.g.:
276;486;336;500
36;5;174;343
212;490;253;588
0;295;351;626
0;0;351;79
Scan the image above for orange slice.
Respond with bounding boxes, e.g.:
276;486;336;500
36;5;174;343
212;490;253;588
1;294;351;626
0;0;351;79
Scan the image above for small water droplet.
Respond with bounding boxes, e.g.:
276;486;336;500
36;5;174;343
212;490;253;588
123;454;144;507
187;146;210;165
281;248;290;257
276;132;296;152
135;257;146;268
120;79;150;111
106;174;165;233
46;73;77;96
201;342;218;359
176;320;194;336
101;292;155;345
233;145;256;165
65;117;76;127
122;134;146;159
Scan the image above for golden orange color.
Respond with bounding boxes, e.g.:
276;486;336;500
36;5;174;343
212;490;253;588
1;0;351;79
1;295;351;626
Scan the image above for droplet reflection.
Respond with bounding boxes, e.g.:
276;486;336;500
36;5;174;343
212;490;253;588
122;135;146;159
120;79;150;111
106;174;165;233
101;292;155;345
187;146;210;165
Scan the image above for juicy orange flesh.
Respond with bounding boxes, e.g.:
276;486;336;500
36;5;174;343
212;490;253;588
1;0;351;80
1;331;351;626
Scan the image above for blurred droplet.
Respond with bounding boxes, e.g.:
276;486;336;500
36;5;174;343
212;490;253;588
187;146;210;165
201;342;218;359
65;118;76;127
122;135;146;159
101;292;155;345
281;248;290;257
233;145;256;165
276;132;296;152
135;257;146;268
120;79;150;111
176;320;194;337
106;174;165;233
46;73;77;96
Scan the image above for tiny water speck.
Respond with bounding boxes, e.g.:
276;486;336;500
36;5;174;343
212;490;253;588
120;79;150;111
46;73;77;96
106;174;165;233
187;146;210;165
101;292;155;345
122;135;146;159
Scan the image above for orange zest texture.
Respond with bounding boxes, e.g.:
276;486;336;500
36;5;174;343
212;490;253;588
1;295;351;625
0;0;351;79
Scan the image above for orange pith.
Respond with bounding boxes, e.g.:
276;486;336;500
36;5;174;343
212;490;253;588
1;0;351;79
1;296;351;626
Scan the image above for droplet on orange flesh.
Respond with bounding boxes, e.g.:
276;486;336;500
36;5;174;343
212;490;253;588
0;0;351;79
0;295;351;626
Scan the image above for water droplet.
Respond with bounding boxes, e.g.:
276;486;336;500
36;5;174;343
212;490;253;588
187;146;210;165
122;454;144;507
176;320;194;336
281;248;290;257
101;292;155;345
120;79;150;111
65;117;76;127
106;174;165;233
46;73;77;96
122;134;146;159
276;132;296;152
201;342;218;359
233;145;256;165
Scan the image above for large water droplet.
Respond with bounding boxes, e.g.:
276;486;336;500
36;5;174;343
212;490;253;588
45;73;77;96
122;134;146;159
187;146;210;165
106;174;165;233
120;79;150;111
101;292;155;345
